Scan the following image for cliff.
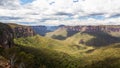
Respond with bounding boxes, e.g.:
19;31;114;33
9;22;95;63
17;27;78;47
0;22;14;48
0;22;36;48
62;25;120;32
8;23;35;38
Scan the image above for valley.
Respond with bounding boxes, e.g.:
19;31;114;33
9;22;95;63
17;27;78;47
0;22;120;68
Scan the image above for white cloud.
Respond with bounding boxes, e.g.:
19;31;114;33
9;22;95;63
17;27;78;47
0;0;120;25
0;0;21;9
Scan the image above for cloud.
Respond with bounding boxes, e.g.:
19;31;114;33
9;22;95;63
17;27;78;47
109;14;120;18
0;0;21;9
0;0;120;25
0;16;22;20
54;12;73;16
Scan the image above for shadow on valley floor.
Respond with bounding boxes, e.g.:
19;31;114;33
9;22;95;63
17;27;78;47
52;30;79;40
67;30;79;37
82;31;120;47
52;35;67;40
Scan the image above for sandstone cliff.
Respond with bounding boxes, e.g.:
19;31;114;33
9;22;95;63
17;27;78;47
8;23;35;38
0;22;14;48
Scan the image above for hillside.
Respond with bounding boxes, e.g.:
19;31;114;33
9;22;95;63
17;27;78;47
46;27;68;40
45;25;120;39
14;35;120;68
65;31;120;46
46;25;120;47
0;22;120;68
46;27;79;40
14;35;80;54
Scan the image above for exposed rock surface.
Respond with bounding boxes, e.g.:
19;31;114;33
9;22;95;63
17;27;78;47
61;25;120;32
0;56;10;68
13;26;35;38
0;22;14;48
8;23;35;38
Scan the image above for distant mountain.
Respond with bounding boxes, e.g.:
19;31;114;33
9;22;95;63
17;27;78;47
31;25;62;36
46;27;79;40
31;26;50;36
45;25;120;47
46;26;60;31
62;25;120;35
46;25;120;39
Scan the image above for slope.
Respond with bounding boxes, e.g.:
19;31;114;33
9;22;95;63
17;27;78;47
46;27;79;40
14;35;79;55
14;35;120;68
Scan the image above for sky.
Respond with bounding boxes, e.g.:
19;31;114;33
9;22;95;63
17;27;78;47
0;0;120;26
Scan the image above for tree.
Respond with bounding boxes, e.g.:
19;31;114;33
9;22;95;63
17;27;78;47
2;46;34;68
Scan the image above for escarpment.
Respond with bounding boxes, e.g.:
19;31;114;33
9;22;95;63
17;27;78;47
0;22;14;48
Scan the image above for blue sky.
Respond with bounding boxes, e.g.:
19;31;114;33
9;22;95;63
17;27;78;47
20;0;33;4
0;0;120;25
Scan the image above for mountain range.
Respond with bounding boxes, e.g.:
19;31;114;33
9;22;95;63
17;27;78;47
32;25;120;36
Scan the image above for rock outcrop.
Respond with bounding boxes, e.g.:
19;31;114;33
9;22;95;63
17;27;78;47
8;23;35;38
14;26;35;38
62;25;120;32
0;22;14;48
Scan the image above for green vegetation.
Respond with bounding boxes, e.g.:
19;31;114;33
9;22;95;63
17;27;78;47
1;22;120;67
0;47;34;68
46;28;68;40
12;35;120;68
46;28;79;40
14;35;95;55
0;24;120;68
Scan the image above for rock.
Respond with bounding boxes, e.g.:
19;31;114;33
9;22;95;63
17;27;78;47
0;22;14;48
14;26;35;38
0;56;10;68
8;23;35;38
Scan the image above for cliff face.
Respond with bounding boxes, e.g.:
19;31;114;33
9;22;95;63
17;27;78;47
13;26;35;38
0;23;36;48
8;23;35;38
0;23;14;48
62;26;120;32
